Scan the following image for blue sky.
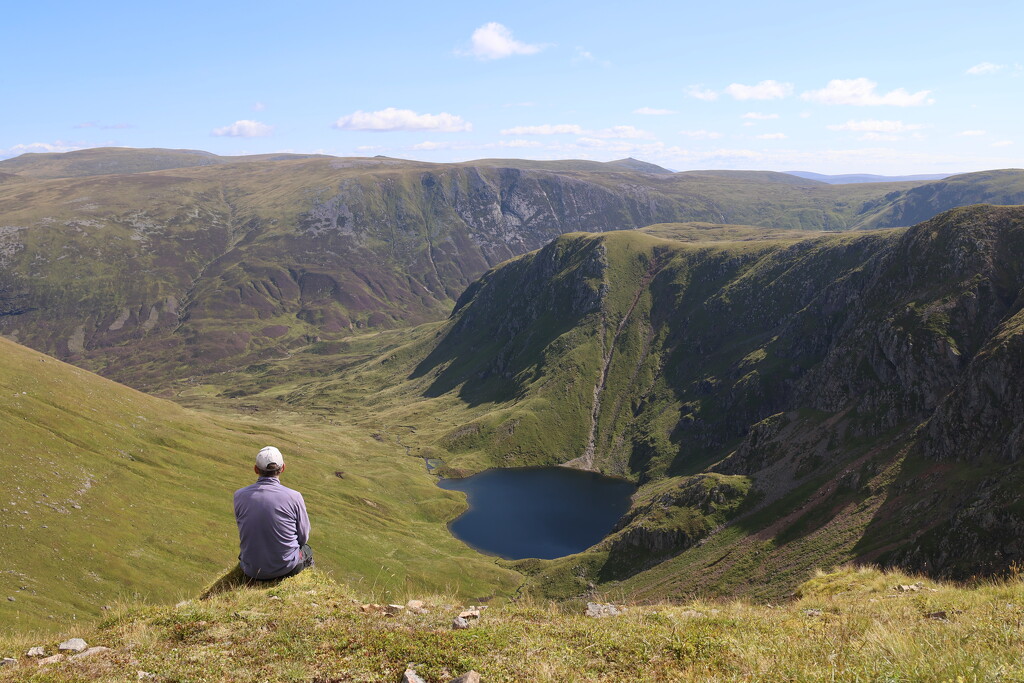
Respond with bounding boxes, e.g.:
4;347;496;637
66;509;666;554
2;0;1021;174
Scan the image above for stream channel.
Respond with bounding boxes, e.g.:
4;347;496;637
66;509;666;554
437;467;636;560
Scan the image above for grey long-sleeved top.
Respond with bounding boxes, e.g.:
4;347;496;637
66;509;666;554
233;476;310;579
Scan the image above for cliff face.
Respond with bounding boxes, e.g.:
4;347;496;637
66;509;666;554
421;205;1024;584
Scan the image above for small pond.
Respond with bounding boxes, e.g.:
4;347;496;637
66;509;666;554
437;466;636;560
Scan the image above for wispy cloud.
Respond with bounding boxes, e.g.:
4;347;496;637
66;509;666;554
826;120;924;133
252;102;266;112
634;107;676;115
992;140;1014;147
0;140;94;159
742;112;779;120
458;22;546;60
74;122;134;130
802;78;934;106
500;124;651;139
333;108;472;132
966;62;1005;75
686;85;719;101
679;130;723;139
958;129;987;136
756;133;787;140
724;80;793;100
212;120;273;137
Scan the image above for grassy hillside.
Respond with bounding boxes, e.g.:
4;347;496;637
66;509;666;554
2;566;1022;681
183;205;1024;605
2;149;1023;394
0;337;520;634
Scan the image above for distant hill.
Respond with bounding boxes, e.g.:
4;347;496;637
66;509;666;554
1;148;1023;389
787;170;956;184
463;156;673;174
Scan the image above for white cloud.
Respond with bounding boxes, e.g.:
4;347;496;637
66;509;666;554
0;140;92;159
801;78;934;106
686;85;719;101
501;124;585;135
826;120;924;133
497;139;543;148
966;62;1005;75
460;22;545;60
212;120;273;137
958;129;986;136
724;80;793;100
355;145;384;153
500;124;650;139
634;107;676;115
757;133;787;140
252;102;266;111
412;141;449;151
742;112;779;120
992;140;1014;147
859;133;902;142
679;130;723;139
333;108;472;132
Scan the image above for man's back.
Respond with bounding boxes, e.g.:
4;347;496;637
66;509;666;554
234;476;310;579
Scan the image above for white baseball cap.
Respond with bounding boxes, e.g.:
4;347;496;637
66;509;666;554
255;446;284;471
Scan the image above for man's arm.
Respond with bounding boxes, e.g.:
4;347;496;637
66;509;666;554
296;494;310;546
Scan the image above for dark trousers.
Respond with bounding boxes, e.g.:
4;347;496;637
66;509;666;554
253;544;314;582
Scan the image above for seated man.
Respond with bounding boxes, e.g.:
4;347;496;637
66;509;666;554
233;446;313;580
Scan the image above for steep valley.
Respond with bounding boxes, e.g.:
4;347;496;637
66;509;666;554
4;149;1024;639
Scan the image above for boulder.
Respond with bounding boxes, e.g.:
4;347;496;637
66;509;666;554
58;638;87;653
401;668;427;683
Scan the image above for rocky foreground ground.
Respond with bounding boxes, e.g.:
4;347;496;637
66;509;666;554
2;565;1023;681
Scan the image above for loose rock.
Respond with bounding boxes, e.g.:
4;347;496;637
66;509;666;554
450;671;481;683
385;604;405;615
406;599;427;614
451;616;471;630
401;667;427;683
58;638;88;653
38;654;65;665
26;646;46;657
70;646;110;661
1;658;17;667
679;609;706;619
586;602;624;618
458;609;481;620
804;609;823;617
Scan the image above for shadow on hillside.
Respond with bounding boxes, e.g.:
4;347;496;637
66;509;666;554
200;564;296;599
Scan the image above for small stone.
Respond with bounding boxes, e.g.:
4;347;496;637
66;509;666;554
452;616;471;630
804;609;823;617
70;646;110;661
267;595;281;601
450;671;482;683
401;667;427;683
38;654;65;665
58;638;88;653
458;609;480;620
6;596;13;602
385;604;405;615
137;672;156;680
1;657;17;667
925;610;948;621
27;646;46;657
586;602;623;618
406;599;424;610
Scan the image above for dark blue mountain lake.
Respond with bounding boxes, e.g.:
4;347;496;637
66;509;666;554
437;467;636;560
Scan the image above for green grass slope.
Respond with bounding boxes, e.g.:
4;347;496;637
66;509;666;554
206;204;1024;604
0;337;520;634
2;566;1023;681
